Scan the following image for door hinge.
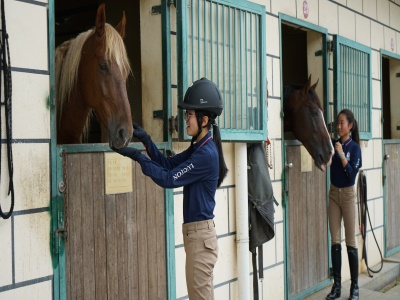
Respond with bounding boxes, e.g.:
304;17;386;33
169;115;178;134
53;227;67;254
153;111;178;134
327;40;334;53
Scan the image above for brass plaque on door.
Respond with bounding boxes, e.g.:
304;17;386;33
300;145;312;172
104;152;133;194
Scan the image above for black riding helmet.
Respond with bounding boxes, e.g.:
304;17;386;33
178;77;223;116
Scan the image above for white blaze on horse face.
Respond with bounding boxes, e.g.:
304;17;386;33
318;108;334;167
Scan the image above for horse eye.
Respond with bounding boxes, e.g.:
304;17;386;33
100;63;108;72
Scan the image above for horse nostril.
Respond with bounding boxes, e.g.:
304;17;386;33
118;127;126;140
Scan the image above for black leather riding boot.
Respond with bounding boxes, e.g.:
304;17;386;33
326;244;342;300
347;246;359;300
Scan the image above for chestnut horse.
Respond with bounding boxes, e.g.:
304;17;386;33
283;75;334;172
55;4;133;149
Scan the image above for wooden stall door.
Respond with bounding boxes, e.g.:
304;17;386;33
286;145;329;298
64;152;166;300
384;142;400;254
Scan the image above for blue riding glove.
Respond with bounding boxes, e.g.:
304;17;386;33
132;121;151;145
112;146;142;161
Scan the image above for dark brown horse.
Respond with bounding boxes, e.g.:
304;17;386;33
55;4;133;148
284;75;333;172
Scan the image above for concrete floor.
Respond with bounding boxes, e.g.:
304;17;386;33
304;251;400;300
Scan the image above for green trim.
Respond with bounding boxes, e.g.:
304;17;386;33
386;246;400;257
279;13;328;34
161;1;176;299
164;188;176;299
48;1;67;299
333;35;372;140
59;143;170;154
382;139;400;144
279;13;331;300
380;49;400;61
177;0;267;141
176;0;188;141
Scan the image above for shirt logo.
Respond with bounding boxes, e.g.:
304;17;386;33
346;152;350;161
173;163;195;180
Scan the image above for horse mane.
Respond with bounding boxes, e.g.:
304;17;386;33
55;23;131;131
283;84;322;110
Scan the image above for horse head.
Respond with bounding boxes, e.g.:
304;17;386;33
80;4;133;149
56;4;133;148
284;75;334;172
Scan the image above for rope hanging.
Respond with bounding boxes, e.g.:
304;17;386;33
0;0;15;219
357;170;383;277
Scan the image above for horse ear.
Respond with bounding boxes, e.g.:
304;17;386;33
303;74;312;94
95;3;106;37
311;78;319;90
115;11;126;39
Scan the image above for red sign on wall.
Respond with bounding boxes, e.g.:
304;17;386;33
303;1;309;19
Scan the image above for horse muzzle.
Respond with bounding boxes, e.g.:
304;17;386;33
109;125;133;149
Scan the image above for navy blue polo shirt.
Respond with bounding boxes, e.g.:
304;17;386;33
330;138;362;188
136;132;219;223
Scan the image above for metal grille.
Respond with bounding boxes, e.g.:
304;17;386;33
184;0;266;139
339;44;370;134
334;35;371;140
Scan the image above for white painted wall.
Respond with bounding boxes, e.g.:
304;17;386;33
1;0;399;299
0;0;52;299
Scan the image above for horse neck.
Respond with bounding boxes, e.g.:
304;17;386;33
57;89;91;144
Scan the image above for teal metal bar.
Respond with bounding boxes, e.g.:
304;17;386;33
249;13;253;129
228;8;232;129
191;0;194;82
244;12;247;130
48;0;67;299
210;1;213;81
216;3;219;89
204;0;206;76
197;0;200;79
161;1;176;298
177;0;188;141
222;5;226;128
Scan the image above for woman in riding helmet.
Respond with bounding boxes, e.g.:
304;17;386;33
113;77;228;299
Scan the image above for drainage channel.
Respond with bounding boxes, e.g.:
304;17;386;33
379;276;400;296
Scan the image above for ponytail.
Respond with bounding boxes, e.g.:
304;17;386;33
194;111;228;187
339;109;360;145
211;123;228;187
351;119;360;145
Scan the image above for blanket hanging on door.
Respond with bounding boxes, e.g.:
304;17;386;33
247;142;278;299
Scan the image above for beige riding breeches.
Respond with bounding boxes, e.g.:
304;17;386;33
328;184;358;248
183;219;219;300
